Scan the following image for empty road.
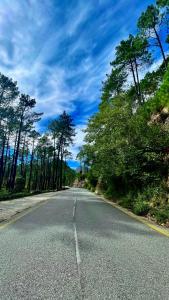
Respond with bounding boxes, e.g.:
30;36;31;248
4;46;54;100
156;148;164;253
0;188;169;299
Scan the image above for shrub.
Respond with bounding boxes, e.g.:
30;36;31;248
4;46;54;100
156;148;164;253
118;192;134;209
133;200;150;215
132;193;150;215
104;187;113;199
104;185;119;199
14;176;26;192
150;208;169;224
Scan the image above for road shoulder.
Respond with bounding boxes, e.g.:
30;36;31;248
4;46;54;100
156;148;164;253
0;191;62;226
99;195;169;238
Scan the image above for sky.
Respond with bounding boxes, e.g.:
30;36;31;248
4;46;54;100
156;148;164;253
0;0;154;168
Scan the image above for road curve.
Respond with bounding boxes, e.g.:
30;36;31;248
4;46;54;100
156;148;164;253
0;188;169;299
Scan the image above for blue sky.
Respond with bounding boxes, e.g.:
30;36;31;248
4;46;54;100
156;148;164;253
0;0;154;168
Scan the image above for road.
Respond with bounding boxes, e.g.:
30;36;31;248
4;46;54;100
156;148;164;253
0;188;169;300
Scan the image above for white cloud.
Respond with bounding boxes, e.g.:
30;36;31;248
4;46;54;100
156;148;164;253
0;0;129;122
0;0;157;166
66;1;91;36
69;124;86;160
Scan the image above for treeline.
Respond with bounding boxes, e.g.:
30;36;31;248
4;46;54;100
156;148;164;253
78;0;169;224
0;74;76;197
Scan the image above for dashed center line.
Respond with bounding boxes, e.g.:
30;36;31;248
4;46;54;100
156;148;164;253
73;222;81;265
73;206;75;219
73;197;81;266
72;196;83;299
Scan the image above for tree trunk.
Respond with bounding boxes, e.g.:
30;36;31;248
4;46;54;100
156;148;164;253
134;59;142;105
1;135;9;188
52;138;56;189
56;144;61;190
27;140;34;192
154;27;167;68
9;116;23;191
0;130;7;188
130;60;140;100
7;131;18;190
59;147;64;190
20;136;26;177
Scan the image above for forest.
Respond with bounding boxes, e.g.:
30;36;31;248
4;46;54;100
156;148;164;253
0;76;76;200
78;0;169;224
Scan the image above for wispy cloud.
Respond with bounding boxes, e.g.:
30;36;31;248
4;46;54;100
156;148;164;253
0;0;154;166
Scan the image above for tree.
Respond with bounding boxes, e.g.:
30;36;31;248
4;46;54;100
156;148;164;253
137;5;167;67
0;73;19;112
7;94;42;191
79;56;169;216
0;75;19;188
27;130;40;192
113;34;151;105
157;0;169;7
101;67;126;104
62;150;72;188
0;69;76;194
48;119;60;189
50;112;75;190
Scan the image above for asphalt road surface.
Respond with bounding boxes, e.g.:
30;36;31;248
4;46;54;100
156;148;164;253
0;188;169;300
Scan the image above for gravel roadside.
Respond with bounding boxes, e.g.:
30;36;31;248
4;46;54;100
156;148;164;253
0;191;61;223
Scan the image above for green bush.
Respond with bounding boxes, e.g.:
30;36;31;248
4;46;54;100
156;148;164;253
132;192;150;215
84;181;90;189
133;200;150;215
118;192;134;209
150;208;169;224
14;176;26;192
104;185;118;199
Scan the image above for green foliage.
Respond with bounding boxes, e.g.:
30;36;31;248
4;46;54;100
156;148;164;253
14;177;26;192
104;185;117;200
157;0;169;7
0;70;75;195
101;67;127;103
151;207;169;224
155;66;169;109
133;194;150;215
78;6;169;223
137;4;167;67
118;192;135;209
137;5;161;33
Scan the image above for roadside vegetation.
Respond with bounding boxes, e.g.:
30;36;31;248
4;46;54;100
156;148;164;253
0;78;76;200
78;0;169;225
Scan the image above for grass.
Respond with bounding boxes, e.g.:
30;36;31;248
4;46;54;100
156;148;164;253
0;189;56;202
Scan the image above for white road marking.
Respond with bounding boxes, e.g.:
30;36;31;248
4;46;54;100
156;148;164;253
73;206;75;218
73;197;81;266
73;222;81;265
73;198;76;219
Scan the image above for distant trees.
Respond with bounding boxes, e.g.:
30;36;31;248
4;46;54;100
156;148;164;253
48;111;75;190
7;94;42;191
0;74;76;195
